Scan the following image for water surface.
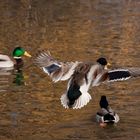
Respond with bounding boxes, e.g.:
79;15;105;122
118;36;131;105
0;0;140;140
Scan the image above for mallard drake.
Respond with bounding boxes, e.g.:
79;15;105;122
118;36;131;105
96;96;119;125
35;51;140;109
0;47;31;70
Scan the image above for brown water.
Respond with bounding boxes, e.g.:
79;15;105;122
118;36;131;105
0;0;140;140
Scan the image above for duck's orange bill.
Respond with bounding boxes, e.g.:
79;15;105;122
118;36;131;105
105;63;111;69
24;51;32;57
107;63;111;66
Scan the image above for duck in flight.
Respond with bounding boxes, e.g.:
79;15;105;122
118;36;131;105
35;51;140;109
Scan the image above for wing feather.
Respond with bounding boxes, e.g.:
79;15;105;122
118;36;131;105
92;68;140;86
34;51;79;82
107;68;140;82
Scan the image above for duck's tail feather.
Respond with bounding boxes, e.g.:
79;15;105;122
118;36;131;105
60;92;92;109
60;93;69;109
114;113;120;123
73;92;92;109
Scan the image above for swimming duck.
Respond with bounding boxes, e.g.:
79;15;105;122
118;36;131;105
35;51;140;109
0;47;31;70
96;96;119;126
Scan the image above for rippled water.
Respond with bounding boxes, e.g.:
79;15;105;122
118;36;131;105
0;0;140;140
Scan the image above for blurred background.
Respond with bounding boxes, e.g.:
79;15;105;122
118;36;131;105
0;0;140;140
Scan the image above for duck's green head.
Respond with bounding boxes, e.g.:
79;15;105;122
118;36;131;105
13;47;32;58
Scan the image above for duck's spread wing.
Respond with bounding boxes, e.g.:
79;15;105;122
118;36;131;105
34;51;79;82
107;68;140;82
92;68;140;86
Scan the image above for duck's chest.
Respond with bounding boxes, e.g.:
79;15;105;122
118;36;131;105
86;65;98;85
14;59;24;70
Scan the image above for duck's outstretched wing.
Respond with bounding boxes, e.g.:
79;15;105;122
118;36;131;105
34;51;79;82
92;68;140;86
107;68;140;82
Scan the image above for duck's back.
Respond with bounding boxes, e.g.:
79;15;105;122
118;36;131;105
71;62;94;85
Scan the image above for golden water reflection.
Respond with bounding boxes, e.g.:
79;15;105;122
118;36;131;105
0;0;140;140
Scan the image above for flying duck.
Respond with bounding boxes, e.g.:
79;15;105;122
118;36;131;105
35;50;140;109
0;47;31;71
96;95;119;126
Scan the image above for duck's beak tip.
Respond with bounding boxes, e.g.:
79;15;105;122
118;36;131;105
105;63;111;69
107;62;111;66
24;51;32;57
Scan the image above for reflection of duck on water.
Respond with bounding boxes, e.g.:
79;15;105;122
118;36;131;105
96;96;119;127
13;69;25;86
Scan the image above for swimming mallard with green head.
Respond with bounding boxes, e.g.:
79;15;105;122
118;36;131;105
0;47;31;70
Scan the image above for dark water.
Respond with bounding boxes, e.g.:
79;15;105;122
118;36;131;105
0;0;140;140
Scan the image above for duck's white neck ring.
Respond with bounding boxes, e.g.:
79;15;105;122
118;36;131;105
13;56;22;59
